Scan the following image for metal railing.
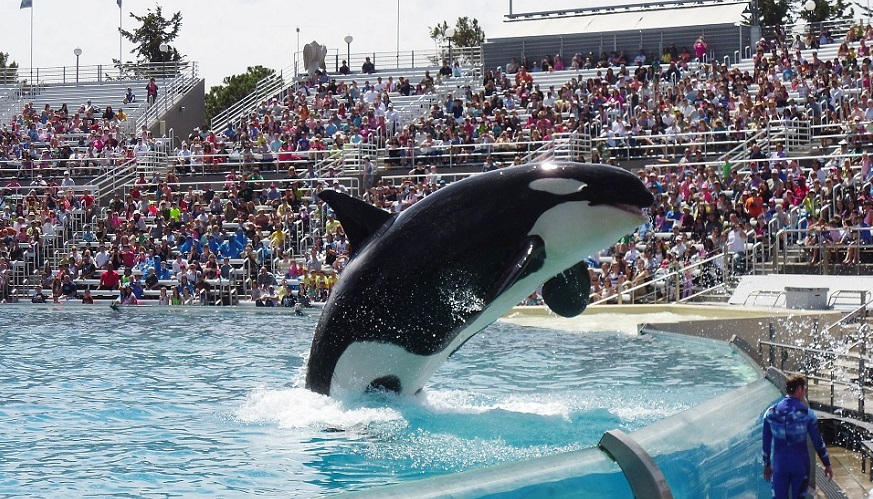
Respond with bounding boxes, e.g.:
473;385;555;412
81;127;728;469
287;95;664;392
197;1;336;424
132;61;200;133
772;225;873;276
208;72;287;130
0;61;188;87
588;250;728;306
759;302;871;415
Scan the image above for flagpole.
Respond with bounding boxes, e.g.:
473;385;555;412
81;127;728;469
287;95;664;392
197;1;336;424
29;2;33;85
119;2;123;76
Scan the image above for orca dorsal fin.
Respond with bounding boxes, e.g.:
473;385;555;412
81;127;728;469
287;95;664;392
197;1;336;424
319;190;393;253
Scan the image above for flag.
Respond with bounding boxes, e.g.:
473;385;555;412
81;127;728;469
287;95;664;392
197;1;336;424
117;0;122;8
20;0;32;9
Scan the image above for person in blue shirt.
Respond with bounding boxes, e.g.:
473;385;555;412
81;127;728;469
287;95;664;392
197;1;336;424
178;234;201;256
762;374;832;498
156;260;172;280
219;234;243;259
206;234;220;255
129;275;144;300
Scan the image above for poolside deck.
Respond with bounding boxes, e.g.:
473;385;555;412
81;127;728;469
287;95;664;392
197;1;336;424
826;446;872;498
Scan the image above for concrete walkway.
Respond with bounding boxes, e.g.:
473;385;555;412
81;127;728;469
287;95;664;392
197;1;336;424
825;446;871;498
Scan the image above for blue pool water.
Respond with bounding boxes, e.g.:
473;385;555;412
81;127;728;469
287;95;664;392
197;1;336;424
0;306;759;496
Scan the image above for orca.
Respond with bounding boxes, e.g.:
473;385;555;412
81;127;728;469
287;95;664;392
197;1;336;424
305;162;654;396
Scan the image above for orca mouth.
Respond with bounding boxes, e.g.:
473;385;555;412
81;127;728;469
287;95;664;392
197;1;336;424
612;203;649;220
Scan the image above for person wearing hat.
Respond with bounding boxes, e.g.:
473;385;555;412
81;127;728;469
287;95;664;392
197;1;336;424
60;171;75;188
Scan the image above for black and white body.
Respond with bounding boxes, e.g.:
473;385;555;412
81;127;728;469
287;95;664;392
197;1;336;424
305;162;654;396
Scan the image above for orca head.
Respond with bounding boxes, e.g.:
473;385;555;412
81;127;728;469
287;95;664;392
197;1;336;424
525;162;654;265
526;162;654;212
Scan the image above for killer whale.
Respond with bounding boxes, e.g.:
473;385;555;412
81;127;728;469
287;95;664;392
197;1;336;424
305;161;654;396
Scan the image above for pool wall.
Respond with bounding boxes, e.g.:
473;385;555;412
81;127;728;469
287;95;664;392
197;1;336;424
341;378;781;498
340;305;823;497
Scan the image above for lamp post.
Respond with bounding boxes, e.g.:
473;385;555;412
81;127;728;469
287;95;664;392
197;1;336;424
73;47;82;84
445;28;456;66
159;42;169;81
804;0;817;42
749;0;761;52
344;35;353;71
296;27;300;78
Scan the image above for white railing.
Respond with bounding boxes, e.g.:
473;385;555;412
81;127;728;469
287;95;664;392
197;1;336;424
132;61;200;133
208;72;287;131
588;251;727;306
89;152;168;200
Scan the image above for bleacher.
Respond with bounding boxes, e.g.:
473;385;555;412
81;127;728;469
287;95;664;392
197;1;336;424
4;78;153;133
4;14;873;306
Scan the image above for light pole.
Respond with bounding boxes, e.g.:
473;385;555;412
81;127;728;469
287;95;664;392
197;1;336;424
344;35;353;70
804;0;817;43
159;42;169;81
73;47;82;84
296;27;300;78
749;0;761;52
445;28;456;66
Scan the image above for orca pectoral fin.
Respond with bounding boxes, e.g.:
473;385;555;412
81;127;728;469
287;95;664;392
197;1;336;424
486;236;546;303
542;261;591;317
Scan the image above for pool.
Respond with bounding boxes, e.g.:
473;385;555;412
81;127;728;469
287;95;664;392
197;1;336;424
0;306;759;496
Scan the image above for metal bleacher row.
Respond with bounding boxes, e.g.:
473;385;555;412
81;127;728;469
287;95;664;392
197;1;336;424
4;18;872;305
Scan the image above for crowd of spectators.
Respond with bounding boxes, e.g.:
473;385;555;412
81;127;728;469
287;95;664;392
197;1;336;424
5;20;873;306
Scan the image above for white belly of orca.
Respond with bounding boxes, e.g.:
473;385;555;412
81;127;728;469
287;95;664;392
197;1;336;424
329;202;643;396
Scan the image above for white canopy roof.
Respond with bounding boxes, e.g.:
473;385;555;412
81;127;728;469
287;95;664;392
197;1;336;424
489;2;748;40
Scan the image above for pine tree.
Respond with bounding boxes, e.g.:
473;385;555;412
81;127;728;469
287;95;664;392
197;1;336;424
801;0;854;23
759;0;792;26
118;5;183;64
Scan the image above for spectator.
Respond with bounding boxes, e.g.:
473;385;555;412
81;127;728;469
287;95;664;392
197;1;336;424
145;77;158;105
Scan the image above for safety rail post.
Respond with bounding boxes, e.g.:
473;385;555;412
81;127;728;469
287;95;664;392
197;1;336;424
861;325;868;419
769;322;776;367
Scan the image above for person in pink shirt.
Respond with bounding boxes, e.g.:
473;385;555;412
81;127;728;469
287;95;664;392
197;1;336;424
694;36;708;61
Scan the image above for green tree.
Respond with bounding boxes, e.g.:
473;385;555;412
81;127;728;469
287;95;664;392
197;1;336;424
429;17;485;48
0;52;19;84
800;0;853;23
855;1;873;19
759;0;792;26
119;4;183;64
206;66;276;126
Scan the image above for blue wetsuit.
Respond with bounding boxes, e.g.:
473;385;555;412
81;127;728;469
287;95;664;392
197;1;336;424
762;396;830;499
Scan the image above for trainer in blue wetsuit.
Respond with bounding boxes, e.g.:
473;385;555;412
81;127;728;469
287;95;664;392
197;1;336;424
762;374;833;498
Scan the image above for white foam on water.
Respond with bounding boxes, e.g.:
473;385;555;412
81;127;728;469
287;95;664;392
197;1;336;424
501;311;713;335
236;387;404;431
420;390;571;419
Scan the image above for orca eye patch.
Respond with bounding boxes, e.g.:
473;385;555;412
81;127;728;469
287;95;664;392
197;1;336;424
528;178;587;195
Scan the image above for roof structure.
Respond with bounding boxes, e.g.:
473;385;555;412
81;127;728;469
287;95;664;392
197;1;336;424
489;1;748;40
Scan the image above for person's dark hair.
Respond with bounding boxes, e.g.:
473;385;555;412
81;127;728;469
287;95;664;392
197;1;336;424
786;374;806;394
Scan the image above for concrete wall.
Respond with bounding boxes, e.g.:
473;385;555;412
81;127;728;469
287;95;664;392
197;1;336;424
149;79;205;143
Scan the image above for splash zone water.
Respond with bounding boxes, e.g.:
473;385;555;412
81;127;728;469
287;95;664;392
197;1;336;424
0;306;758;496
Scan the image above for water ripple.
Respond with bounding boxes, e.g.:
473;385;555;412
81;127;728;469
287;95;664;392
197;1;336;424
0;306;756;496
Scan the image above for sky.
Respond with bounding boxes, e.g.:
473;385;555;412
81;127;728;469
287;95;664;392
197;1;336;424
0;0;641;90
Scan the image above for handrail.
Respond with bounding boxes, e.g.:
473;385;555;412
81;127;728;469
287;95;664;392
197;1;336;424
0;61;191;86
208;73;286;129
588;250;727;307
133;61;200;132
821;301;871;339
